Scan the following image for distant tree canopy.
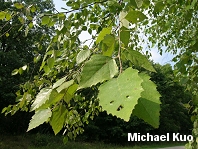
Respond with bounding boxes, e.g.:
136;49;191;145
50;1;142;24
0;0;55;133
0;0;197;148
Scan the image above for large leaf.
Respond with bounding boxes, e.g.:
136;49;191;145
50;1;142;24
27;108;52;131
76;50;91;64
98;68;143;121
50;105;67;135
96;27;112;44
124;50;156;72
133;73;161;128
125;10;147;24
79;55;118;89
31;88;52;111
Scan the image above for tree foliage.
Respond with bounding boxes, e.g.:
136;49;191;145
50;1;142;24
143;1;198;148
0;0;55;133
1;0;197;147
1;0;162;142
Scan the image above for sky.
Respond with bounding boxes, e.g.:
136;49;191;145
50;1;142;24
53;0;174;65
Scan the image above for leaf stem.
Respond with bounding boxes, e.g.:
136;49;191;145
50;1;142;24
118;19;122;74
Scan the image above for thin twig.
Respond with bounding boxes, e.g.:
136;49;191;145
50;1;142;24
118;20;122;74
58;0;108;14
0;12;18;31
0;26;13;38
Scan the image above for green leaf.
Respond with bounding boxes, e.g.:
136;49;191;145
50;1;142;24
125;10;147;24
98;68;143;121
39;61;46;71
50;105;67;135
18;16;24;24
27;108;52;131
120;27;130;46
14;3;24;9
63;136;68;144
18;67;23;75
5;33;9;37
1;107;8;114
39;89;65;109
11;69;18;75
41;16;50;25
79;55;118;89
31;88;52;111
47;58;55;69
22;65;27;71
76;50;91;64
56;80;74;93
101;34;115;56
64;84;78;103
124;50;156;72
34;55;41;63
0;11;6;20
154;2;165;14
96;27;112;44
135;0;143;8
44;65;50;74
53;76;67;89
133;73;161;128
5;13;12;21
119;11;129;28
30;6;36;12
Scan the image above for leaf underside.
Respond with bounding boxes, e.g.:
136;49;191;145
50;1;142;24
27;108;52;132
76;50;91;64
31;88;52;111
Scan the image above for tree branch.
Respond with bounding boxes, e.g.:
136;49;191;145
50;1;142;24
57;0;108;14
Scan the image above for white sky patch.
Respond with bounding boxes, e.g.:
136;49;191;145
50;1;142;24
54;0;67;12
79;31;95;46
149;48;174;65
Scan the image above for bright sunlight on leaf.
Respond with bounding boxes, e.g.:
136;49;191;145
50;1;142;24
98;68;143;121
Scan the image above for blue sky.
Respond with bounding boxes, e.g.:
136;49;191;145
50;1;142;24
54;0;67;11
53;0;174;65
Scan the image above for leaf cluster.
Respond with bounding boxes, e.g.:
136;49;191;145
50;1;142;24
1;0;162;142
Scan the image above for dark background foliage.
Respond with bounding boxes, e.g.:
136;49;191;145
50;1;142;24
0;0;55;134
